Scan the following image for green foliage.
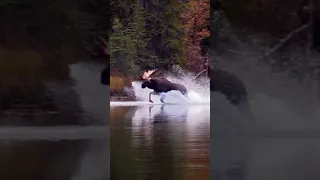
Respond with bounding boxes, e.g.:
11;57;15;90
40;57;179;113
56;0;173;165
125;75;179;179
110;1;192;76
158;0;187;66
110;3;155;76
110;17;132;75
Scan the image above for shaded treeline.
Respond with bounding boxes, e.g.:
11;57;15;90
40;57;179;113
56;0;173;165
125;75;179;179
0;0;110;63
0;0;109;112
211;0;320;84
110;0;210;77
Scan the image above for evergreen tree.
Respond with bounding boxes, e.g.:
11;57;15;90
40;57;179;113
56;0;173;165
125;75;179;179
110;17;131;75
158;0;187;67
110;3;155;76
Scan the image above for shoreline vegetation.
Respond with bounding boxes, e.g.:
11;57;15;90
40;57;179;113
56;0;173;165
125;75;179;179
110;75;134;100
0;1;109;125
109;0;210;98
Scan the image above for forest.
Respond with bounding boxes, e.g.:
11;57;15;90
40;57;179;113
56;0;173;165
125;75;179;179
110;0;210;75
109;0;210;95
2;0;320;96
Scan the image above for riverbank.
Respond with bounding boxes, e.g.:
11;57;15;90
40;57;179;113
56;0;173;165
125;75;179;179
110;75;134;100
0;61;110;126
110;96;135;101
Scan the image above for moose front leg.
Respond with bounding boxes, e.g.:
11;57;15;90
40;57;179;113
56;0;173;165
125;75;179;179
149;91;156;103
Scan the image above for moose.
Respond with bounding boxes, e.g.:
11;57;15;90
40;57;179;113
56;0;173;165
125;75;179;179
141;77;188;103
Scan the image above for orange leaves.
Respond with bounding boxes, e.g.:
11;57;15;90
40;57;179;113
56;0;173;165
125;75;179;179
182;0;210;46
182;0;210;71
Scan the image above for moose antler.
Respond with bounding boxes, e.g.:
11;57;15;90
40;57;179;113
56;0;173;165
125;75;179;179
140;69;158;80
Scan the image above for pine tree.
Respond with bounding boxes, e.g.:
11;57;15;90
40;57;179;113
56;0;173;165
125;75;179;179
110;17;132;75
158;0;187;67
110;3;155;76
126;3;154;74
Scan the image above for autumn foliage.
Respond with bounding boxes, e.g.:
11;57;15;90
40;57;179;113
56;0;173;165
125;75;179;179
182;0;210;72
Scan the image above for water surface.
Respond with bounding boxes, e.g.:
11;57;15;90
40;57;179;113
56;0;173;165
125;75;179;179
111;104;210;180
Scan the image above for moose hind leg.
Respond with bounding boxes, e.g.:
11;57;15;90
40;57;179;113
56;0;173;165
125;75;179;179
160;93;166;103
184;93;189;100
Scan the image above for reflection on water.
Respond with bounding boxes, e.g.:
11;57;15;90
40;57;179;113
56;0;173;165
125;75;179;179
0;137;108;180
111;104;210;180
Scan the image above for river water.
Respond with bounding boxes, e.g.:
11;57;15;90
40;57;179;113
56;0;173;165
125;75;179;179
110;104;210;180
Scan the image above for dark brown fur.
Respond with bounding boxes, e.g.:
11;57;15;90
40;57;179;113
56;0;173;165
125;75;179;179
100;66;109;85
142;78;188;95
210;68;256;121
210;68;248;105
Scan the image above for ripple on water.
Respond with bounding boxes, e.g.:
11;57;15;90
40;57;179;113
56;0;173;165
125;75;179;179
111;104;210;180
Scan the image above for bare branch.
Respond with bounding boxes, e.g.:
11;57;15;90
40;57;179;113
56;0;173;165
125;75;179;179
187;68;208;84
98;35;110;55
259;22;311;59
83;41;99;56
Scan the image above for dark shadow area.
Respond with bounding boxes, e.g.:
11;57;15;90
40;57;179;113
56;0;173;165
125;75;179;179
0;0;110;126
0;138;108;180
0;1;110;180
211;0;320;180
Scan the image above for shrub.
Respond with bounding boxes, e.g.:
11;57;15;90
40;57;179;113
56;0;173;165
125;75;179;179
110;76;131;95
0;48;45;92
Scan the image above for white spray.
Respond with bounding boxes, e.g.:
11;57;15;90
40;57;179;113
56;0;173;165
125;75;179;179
130;73;210;105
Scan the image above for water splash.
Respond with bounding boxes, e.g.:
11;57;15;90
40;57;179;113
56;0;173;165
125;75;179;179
120;104;210;145
129;73;210;105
